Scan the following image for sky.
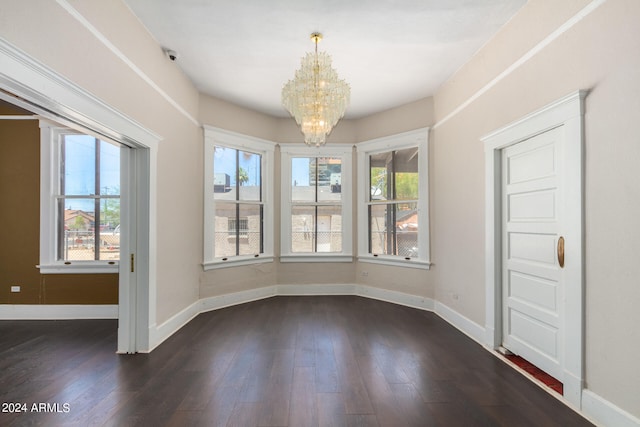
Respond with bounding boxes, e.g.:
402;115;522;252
62;134;120;213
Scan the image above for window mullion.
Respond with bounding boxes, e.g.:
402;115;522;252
58;137;66;261
235;149;240;256
94;137;101;261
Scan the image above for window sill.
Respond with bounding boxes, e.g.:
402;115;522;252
38;262;119;274
203;255;274;271
357;255;431;270
280;254;353;263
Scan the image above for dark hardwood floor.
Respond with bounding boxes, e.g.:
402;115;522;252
0;296;594;426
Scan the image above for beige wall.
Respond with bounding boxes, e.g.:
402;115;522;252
1;1;203;324
2;0;637;420
432;0;640;418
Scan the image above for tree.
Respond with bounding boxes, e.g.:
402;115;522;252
102;186;120;228
238;167;249;186
71;215;86;230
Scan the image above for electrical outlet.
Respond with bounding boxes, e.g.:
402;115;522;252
361;271;368;277
452;293;459;300
11;285;21;293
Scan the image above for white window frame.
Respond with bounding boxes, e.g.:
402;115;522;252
280;144;353;263
38;120;122;274
203;126;275;270
356;128;431;269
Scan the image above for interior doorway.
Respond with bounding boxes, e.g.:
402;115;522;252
1;39;157;353
482;91;586;408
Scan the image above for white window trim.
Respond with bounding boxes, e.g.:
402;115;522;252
38;120;120;274
280;143;353;263
356;128;431;270
203;126;275;270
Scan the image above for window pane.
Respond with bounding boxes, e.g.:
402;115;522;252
317;205;342;253
239;150;261;201
394;147;419;200
238;204;262;255
60;199;96;261
370;151;390;201
369;204;391;255
369;202;418;256
317;158;342;202
214;202;237;257
214;202;263;257
100;139;121;197
291;157;315;201
396;202;418;257
62;134;95;196
214;147;237;200
291;205;315;253
98;198;120;261
291;205;342;253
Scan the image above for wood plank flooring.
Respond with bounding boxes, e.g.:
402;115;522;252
0;296;594;426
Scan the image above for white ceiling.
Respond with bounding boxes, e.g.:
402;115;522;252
124;0;526;119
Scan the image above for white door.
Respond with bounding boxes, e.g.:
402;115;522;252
118;144;137;354
501;126;564;380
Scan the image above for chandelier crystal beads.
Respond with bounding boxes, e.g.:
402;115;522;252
282;33;350;147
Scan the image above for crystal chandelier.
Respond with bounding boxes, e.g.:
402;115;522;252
282;33;350;146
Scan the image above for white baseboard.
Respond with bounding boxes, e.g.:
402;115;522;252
0;304;118;319
434;301;486;344
147;300;201;353
147;286;278;352
199;286;277;313
582;390;640;427
357;285;434;311
148;284;433;352
277;283;357;296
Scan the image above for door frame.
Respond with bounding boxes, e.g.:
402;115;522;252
482;91;586;408
0;38;159;353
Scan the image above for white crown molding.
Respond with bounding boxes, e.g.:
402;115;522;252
54;0;199;127
0;37;162;150
0;304;118;320
433;0;607;130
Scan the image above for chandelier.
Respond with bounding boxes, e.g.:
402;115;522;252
282;33;350;146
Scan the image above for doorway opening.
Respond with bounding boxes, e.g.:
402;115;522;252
1;39;157;353
482;91;586;408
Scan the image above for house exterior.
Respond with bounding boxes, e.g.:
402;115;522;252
64;209;95;231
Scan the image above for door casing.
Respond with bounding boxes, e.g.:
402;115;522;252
482;91;586;408
0;38;158;353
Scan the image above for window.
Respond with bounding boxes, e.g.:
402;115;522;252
280;144;352;262
357;128;430;269
39;122;121;273
203;127;274;269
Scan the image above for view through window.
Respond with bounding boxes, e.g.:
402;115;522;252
57;133;121;261
290;157;343;253
213;146;263;258
368;147;419;258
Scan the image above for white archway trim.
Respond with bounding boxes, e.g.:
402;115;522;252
481;90;586;408
0;36;159;354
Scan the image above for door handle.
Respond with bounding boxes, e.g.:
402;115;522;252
557;236;565;268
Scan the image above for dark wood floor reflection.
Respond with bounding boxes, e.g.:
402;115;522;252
1;296;594;426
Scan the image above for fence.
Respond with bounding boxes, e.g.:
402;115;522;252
370;230;418;257
63;230;120;261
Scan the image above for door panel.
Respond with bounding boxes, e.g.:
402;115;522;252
502;127;563;380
